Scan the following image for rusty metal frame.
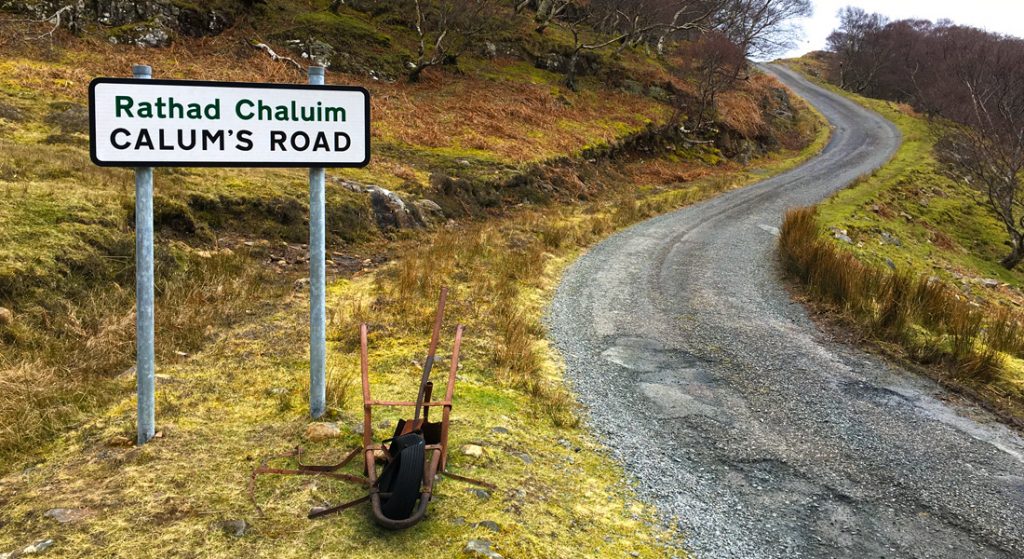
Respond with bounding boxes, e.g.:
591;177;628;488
250;288;492;529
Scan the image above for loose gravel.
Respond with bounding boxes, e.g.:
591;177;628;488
548;64;1024;559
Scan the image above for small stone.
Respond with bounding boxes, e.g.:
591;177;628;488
294;278;310;291
880;231;902;246
461;444;484;458
44;508;90;524
304;422;341;442
490;426;510;435
352;422;365;436
464;538;503;559
20;539;54;555
982;278;1000;288
0;307;14;327
475;520;500;533
468;488;490;501
217;519;247;537
833;232;853;244
512;452;533;464
885;258;896;271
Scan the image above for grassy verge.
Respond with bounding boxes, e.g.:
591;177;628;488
0;85;828;559
777;56;1024;423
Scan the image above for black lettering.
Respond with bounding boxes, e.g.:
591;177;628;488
290;131;310;151
270;130;287;151
312;131;330;151
158;129;174;150
202;129;225;150
334;132;351;151
236;130;253;151
111;128;131;149
178;129;196;150
135;128;154;149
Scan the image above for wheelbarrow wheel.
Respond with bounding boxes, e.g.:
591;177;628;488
378;433;425;521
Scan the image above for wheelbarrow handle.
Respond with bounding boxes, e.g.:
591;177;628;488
414;287;448;422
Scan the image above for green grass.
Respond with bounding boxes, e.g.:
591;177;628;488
778;56;1024;420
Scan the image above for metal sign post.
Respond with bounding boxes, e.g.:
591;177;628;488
133;64;156;445
308;66;326;419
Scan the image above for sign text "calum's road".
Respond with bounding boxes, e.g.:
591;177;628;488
89;79;370;168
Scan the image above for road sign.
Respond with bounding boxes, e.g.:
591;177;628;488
94;66;367;444
89;78;370;167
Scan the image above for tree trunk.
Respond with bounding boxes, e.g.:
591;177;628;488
1002;233;1024;269
408;64;426;83
563;51;580;91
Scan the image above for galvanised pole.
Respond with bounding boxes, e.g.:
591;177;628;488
308;66;327;419
133;64;156;445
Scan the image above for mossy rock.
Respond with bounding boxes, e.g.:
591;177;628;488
44;102;89;134
0;100;26;123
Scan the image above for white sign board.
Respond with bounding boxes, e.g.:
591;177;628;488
89;79;370;167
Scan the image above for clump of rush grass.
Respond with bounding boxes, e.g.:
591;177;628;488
779;206;1024;402
0;250;287;468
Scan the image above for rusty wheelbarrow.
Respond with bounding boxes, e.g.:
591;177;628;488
250;287;492;529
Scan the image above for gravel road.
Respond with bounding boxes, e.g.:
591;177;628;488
548;64;1024;558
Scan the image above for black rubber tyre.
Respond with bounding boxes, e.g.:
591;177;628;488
378;433;425;520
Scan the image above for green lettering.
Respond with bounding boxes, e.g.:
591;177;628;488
206;99;220;120
138;101;153;118
323;106;345;122
115;96;134;117
236;99;255;120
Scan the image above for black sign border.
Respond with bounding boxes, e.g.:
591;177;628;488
89;77;371;168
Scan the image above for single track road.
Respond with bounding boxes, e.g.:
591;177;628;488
548;64;1024;558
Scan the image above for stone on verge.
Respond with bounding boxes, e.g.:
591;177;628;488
0;307;12;327
461;444;484;458
44;508;91;524
304;422;341;442
464;539;503;559
216;519;247;537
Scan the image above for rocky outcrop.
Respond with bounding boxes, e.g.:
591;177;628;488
4;0;231;46
368;186;418;231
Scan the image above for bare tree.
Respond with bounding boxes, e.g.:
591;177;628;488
934;33;1024;268
715;0;812;58
549;0;717;89
677;30;747;130
403;0;501;82
826;7;890;92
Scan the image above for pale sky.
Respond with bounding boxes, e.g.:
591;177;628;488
781;0;1024;59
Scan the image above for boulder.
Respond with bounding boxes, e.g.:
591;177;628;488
368;186;418;231
461;444;484;458
411;199;445;228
